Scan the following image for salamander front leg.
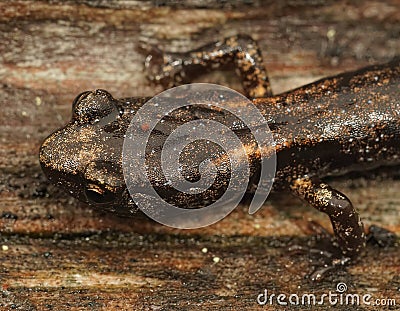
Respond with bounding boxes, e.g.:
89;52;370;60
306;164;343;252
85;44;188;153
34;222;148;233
290;176;366;258
144;35;272;98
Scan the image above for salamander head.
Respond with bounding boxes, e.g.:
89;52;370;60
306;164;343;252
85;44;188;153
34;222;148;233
39;89;140;215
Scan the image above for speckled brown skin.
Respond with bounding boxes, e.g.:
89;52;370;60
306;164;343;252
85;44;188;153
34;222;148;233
40;36;399;263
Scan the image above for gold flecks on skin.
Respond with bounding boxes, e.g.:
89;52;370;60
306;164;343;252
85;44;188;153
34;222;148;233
315;188;332;207
40;36;399;265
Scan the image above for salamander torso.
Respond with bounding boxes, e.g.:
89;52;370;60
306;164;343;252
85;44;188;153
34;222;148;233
40;35;399;264
258;60;400;187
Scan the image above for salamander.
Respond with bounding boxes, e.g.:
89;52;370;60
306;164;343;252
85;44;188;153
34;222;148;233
39;35;400;269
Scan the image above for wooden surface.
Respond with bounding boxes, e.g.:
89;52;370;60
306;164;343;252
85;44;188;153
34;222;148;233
0;1;399;310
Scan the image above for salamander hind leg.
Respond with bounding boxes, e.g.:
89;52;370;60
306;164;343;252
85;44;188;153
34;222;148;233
291;176;366;257
144;35;272;98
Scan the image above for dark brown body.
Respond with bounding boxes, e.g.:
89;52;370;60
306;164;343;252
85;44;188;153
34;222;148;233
40;36;399;275
258;59;400;189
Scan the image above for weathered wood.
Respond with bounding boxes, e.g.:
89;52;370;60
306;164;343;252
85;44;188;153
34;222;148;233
0;0;399;310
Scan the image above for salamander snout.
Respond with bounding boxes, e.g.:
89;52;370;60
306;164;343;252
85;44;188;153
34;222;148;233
39;89;124;207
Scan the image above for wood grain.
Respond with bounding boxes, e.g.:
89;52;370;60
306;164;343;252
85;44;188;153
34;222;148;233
0;0;399;310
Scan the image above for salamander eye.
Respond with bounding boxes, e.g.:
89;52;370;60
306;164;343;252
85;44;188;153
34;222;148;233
85;184;116;204
72;89;118;125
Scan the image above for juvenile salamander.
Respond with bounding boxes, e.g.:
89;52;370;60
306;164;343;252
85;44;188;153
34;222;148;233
40;35;400;266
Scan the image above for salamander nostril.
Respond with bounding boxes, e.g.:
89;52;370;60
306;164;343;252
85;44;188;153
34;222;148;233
85;184;116;204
